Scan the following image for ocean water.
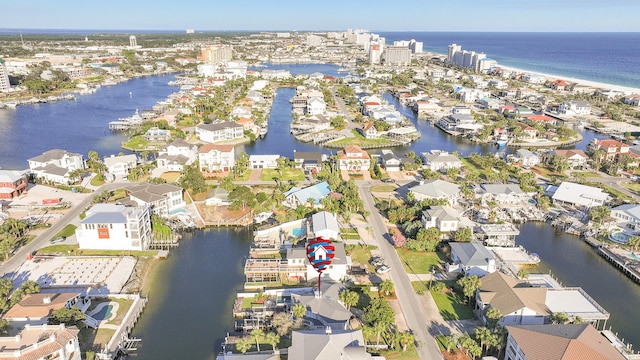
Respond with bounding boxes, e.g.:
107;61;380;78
380;32;640;90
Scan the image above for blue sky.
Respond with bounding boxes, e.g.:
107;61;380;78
2;0;639;32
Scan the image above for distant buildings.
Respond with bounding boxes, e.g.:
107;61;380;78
201;44;233;64
383;46;411;66
447;43;498;72
129;35;137;47
0;58;10;92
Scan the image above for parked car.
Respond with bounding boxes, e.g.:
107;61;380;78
370;256;385;267
376;265;391;274
50;236;66;243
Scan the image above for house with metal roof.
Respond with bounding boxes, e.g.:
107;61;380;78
611;204;640;231
421;151;463;172
505;324;625;360
75;204;152;251
288;328;376;360
311;211;340;240
448;242;497;277
409;179;460;205
284;182;332;209
551;182;609;209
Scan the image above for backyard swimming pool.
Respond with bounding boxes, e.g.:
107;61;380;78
609;231;631;244
291;227;306;237
92;304;114;321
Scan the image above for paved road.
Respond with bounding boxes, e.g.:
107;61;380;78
0;183;123;279
356;180;443;360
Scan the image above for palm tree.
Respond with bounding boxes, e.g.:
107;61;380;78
379;280;394;297
486;307;502;330
265;332;279;352
292;303;306;319
475;326;491;355
235;338;252;354
250;328;264;352
398;331;414;352
339;289;359;310
373;321;388;346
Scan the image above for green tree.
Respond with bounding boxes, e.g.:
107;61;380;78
236;338;252;354
339;289;359;310
457;275;481;305
250;328;264;352
229;186;257;211
292;303;306;319
550;312;570;324
398;331;414;352
0;319;11;336
379;280;395;297
48;306;86;328
271;312;293;336
589;206;611;227
627;236;640;251
453;227;473;242
362;297;394;328
517;269;530;279
266;332;280;351
485;307;502;330
475;326;491;356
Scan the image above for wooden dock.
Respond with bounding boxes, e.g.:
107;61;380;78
597;247;640;284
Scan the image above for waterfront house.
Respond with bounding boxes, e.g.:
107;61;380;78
517;124;538;139
558;100;591;116
0;324;81;360
205;187;230;206
156;138;198;172
299;114;332;132
553;149;588;169
230;106;252;119
477;224;521;247
476;184;529;206
0;170;28;199
476;272;550;326
196;121;244;143
286;242;349;282
283;182;332;209
422;206;473;233
311;211;340;240
409;179;460;205
288;328;374;360
306;97;327;115
514;149;540;167
142;127;171;142
381;150;401;172
587;139;629;162
360;122;379;139
293;151;323;172
448;241;496;277
27;149;85;184
76;204;152;251
421;150;463;172
623;94;640;107
611;204;640;231
290;282;352;331
551;182;609;209
126;182;185;218
504;324;626;360
3;293;89;329
104;154;137;178
437;113;475;132
337;145;370;172
524;114;558;126
249;154;280;169
199;144;235;172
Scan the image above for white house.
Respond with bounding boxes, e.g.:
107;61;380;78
337;145;370;171
421;151;463;172
558;100;591;116
553;149;589;169
311;211;340;240
104;154;137;177
198;144;235;172
284;182;332;209
286;242;349;282
0;324;81;360
205;187;230;206
611;204;640;231
421;206;473;232
126;183;185;218
551;182;609;209
409;179;460;205
475;184;529;206
514;149;540;167
196;121;244;143
249;154;280;169
156;138;198;172
448;242;496;277
27;149;85;184
306;97;326;115
75;204;152;251
476;272;550;327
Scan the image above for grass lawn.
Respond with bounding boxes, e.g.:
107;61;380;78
90;175;105;187
108;188;127;202
341;227;361;240
51;224;77;240
413;280;474;320
621;181;640;193
79;327;115;354
380;346;419;360
260;168;305;182
121;135;149;151
370;185;397;192
107;297;134;325
345;244;377;266
571;171;601;178
160;172;181;183
397;248;447;274
328;130;396;148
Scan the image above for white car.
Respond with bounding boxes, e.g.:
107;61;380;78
376;265;391;274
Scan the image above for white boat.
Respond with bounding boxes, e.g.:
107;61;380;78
3;101;18;108
118;109;143;123
259;126;268;137
254;212;273;223
496;133;509;147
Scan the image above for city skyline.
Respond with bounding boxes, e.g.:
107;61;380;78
2;0;640;32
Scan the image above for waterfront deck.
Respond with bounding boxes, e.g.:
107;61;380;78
598;246;640;284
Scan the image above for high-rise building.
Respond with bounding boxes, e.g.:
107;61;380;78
383;46;412;66
448;44;461;64
369;44;382;65
129;35;137;47
201;45;233;64
409;39;423;54
307;34;323;47
0;59;10;92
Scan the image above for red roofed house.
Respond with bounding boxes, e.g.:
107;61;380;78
360;122;378;139
525;114;558;126
554;149;589;168
337;145;370;171
198;144;235;172
587;139;629;162
550;79;568;91
517;124;537;139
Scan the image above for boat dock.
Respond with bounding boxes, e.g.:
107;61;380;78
598;246;640;284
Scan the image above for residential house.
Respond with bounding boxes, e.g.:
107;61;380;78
381;150;401;172
156;138;198;172
437;113;479;132
553;149;589;169
514;149;540;167
622;94;640;107
286;242;349;282
27;149;85;184
0;170;28;199
299;114;332;132
409;179;460;205
288;328;375;360
587;139;629;162
505;324;626;360
293;151;323;172
551;181;608;209
289;283;353;331
448;241;497;277
75;204;152;251
476;272;550;327
478;224;521;247
421;151;463;172
0;324;81;360
476;184;529;206
284;182;332;209
126;182;185;218
230;106;252;119
524;114;558;126
360;122;378;139
104;154;137;178
611;204;640;231
517;124;538;139
196;121;244;143
3;293;89;329
249;154;280;169
205;187;230;206
337;145;370;171
307;97;326;115
558;100;591;116
199;144;235;172
143;127;171;142
311;211;340;240
422;206;473;233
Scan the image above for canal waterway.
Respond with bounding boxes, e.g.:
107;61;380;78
0;74;178;170
130;228;251;360
516;222;640;348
